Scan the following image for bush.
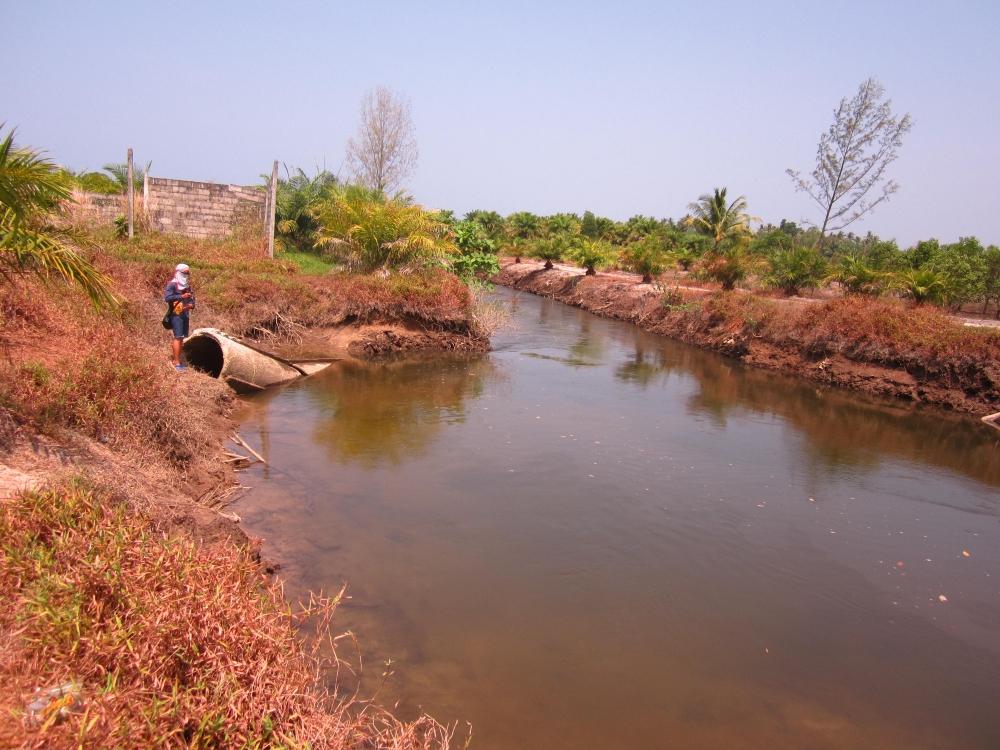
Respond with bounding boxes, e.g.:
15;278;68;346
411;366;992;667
894;268;949;306
568;239;615;275
826;253;884;295
530;234;574;270
621;235;669;283
763;246;827;296
313;186;454;273
697;244;753;291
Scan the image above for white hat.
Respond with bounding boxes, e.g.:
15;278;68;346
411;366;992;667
175;263;190;273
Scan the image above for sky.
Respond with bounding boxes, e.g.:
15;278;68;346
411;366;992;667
3;0;999;246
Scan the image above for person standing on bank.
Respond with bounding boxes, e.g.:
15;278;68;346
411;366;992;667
164;263;195;370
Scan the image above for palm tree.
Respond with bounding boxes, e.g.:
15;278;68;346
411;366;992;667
530;235;574;270
568;239;615;276
102;160;151;193
312;186;454;273
621;235;669;283
0;125;118;307
273;167;339;252
684;188;756;249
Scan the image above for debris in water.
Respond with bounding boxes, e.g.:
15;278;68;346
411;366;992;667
962;549;972;558
938;594;949;603
895;561;905;569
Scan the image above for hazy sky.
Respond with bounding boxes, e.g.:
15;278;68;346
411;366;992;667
4;0;998;246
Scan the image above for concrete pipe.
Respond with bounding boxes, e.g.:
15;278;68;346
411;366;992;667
183;328;334;394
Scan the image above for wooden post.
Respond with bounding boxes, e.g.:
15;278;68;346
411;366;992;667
266;160;278;259
126;148;134;240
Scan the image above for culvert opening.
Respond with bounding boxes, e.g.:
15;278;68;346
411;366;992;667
183;335;224;377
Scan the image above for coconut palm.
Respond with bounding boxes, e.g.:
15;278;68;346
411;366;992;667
684;188;757;249
0;126;117;307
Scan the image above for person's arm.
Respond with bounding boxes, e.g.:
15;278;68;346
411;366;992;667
164;281;184;303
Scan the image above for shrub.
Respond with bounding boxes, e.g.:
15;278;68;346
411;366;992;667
312;186;454;273
621;235;669;283
697;244;753;291
530;234;574;270
763;246;827;296
568;239;615;275
894;268;949;306
826;253;884;295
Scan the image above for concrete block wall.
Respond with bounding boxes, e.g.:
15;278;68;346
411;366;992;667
68;190;127;224
145;177;267;238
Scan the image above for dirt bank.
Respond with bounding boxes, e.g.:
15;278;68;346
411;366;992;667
0;228;485;746
495;261;1000;416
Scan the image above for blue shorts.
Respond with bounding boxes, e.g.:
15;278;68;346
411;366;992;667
170;313;190;339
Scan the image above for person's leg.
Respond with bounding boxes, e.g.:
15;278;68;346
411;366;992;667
170;315;187;367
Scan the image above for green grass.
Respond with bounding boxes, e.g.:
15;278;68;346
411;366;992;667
277;249;335;275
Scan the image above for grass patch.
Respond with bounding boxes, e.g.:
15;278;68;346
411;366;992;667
0;480;453;748
278;249;336;276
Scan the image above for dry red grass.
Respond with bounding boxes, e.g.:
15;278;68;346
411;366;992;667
0;481;455;749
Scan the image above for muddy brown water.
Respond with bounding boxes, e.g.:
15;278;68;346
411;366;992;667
234;288;1000;750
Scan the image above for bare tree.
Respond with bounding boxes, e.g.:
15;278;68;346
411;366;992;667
345;86;418;193
787;78;912;245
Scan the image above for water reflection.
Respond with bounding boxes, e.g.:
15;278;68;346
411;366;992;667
615;338;1000;487
307;356;497;467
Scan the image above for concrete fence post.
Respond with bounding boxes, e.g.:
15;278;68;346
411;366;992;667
266;160;278;258
126;148;134;240
143;171;149;223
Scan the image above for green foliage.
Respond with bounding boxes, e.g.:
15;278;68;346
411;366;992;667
698;242;753;291
685;187;757;249
506;211;542;241
621;235;669;283
861;237;905;271
907;238;939;269
273;167;339;252
750;228;795;256
450;220;500;282
0;125;118;307
763;245;827;295
568;238;615;275
454;220;498;255
580;210;615;240
464;209;505;240
930;236;986;308
60;169;120;194
101;160;150;192
982;245;1000;317
279;249;335;275
544;213;580;237
530;234;575;269
451;250;500;282
312;186;455;273
113;215;128;239
826;253;884;295
894;268;949;306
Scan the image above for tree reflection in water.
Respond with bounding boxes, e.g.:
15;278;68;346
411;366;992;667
610;335;1000;487
306;355;498;467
